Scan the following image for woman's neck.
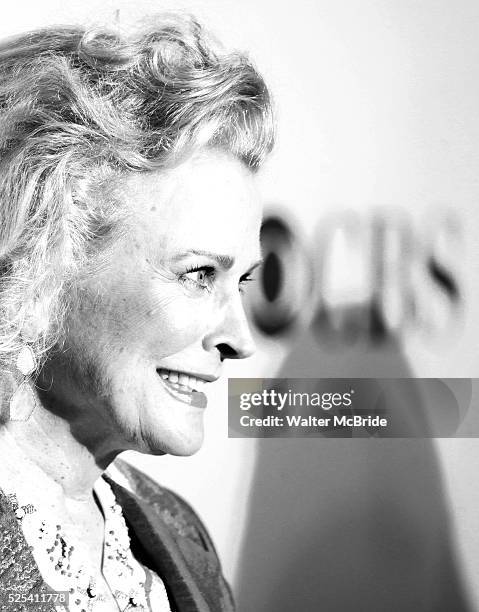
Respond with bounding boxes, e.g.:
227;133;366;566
0;402;118;503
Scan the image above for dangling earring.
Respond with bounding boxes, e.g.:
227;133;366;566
9;345;37;421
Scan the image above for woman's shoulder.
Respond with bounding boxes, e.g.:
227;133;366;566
104;458;235;612
0;489;66;611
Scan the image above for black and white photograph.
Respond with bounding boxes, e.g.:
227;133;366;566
0;1;478;611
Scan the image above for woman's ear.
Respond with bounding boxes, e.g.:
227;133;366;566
20;299;50;344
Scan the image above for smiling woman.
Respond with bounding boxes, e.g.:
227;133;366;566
45;152;263;459
0;13;273;612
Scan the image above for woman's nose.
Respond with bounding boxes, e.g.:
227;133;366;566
202;296;256;360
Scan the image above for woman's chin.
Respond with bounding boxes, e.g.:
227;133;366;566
143;432;204;457
137;412;205;457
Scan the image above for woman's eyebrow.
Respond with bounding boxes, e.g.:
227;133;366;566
172;249;235;269
171;250;263;273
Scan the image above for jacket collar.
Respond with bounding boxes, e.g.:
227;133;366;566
104;473;212;612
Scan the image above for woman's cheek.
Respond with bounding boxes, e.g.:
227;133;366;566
145;295;211;354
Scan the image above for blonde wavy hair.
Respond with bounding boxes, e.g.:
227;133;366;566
0;14;274;375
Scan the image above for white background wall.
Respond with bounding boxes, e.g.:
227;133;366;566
3;1;479;610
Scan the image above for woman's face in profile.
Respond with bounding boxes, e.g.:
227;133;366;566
41;150;262;457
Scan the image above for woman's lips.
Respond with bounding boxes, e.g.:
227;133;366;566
157;368;208;409
157;368;207;391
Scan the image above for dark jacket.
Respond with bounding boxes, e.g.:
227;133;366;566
0;459;235;612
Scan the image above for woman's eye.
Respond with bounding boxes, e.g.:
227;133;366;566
181;267;215;290
239;273;255;293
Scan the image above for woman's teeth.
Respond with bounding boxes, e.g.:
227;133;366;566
158;369;206;392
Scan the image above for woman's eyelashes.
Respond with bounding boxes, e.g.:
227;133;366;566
178;266;257;295
239;272;255;293
180;266;216;292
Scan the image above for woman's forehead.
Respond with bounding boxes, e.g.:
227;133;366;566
122;151;262;252
125;151;257;208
